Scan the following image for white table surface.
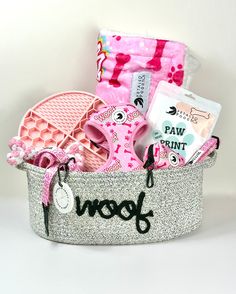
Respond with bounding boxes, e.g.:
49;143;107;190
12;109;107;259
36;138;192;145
0;194;235;294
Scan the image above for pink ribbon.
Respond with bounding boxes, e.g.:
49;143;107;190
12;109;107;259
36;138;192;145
34;146;83;206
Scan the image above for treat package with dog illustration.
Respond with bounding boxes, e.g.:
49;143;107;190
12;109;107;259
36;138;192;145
136;81;221;162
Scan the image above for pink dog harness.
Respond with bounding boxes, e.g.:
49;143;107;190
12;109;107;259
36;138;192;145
84;104;148;172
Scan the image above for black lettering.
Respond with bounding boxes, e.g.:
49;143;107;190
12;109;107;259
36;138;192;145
98;200;117;219
135;192;154;234
165;140;170;148
173;141;182;150
176;128;185;136
164;126;171;134
76;197;98;217
181;142;187;150
117;200;136;220
75;192;154;234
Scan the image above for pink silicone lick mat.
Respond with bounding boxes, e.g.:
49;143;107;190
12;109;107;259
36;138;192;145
18;91;107;172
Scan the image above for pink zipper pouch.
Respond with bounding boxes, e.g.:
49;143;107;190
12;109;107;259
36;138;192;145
96;30;195;114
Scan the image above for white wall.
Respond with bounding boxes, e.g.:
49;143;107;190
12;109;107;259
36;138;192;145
1;0;235;197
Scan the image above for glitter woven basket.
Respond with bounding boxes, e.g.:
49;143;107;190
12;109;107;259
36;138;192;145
18;152;216;245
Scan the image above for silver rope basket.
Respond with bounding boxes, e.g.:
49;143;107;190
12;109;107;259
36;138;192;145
18;152;216;245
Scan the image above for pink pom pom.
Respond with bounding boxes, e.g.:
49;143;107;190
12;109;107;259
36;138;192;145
7;157;18;166
7;152;23;166
7;136;37;167
8;136;25;149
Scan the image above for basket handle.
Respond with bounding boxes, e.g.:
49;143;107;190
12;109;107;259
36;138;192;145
201;151;217;169
16;162;28;172
17;162;45;174
17;152;217;174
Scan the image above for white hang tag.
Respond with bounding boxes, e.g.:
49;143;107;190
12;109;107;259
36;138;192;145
53;182;74;214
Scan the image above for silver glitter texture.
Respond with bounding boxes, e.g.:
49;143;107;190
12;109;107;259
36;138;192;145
19;153;216;245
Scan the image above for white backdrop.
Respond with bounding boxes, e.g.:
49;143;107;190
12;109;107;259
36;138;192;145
1;0;235;198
